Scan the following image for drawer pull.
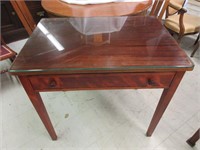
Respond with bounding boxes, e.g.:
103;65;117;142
147;79;156;86
29;73;175;91
49;79;57;88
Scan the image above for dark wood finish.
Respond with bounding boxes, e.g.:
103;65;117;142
24;0;48;24
146;71;185;136
10;16;194;140
1;0;47;43
1;1;28;43
29;72;175;91
10;0;36;35
42;0;152;17
19;76;57;140
186;128;200;147
10;17;194;75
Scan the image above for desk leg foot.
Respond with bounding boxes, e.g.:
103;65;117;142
186;128;200;147
146;71;185;136
19;76;57;140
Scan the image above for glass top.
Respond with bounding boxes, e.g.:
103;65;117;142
10;16;194;74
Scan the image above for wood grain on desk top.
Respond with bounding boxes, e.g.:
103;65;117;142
10;16;194;75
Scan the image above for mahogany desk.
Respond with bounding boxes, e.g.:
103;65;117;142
10;16;194;140
42;0;152;17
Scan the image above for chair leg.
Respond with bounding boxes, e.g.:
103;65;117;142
186;128;200;147
190;41;199;57
193;34;200;46
177;35;183;44
191;34;200;57
9;55;16;62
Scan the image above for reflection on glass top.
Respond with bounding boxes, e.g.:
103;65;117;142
68;17;127;35
10;16;193;74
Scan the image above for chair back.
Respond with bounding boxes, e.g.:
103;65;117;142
149;0;170;21
168;0;185;15
0;35;17;67
10;0;36;35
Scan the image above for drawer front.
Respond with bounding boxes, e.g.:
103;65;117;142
29;72;175;91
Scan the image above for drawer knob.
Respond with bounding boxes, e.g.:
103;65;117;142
49;79;57;88
147;79;156;86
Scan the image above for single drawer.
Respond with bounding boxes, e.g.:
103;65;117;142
29;72;175;91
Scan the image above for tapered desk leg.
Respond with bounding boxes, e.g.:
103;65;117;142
19;76;57;140
187;128;200;147
146;71;185;136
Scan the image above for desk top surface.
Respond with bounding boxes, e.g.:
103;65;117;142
10;16;194;75
42;0;152;17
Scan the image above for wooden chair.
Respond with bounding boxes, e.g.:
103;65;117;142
166;0;185;16
164;0;200;43
149;0;170;21
186;128;200;147
10;0;36;35
0;36;17;74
